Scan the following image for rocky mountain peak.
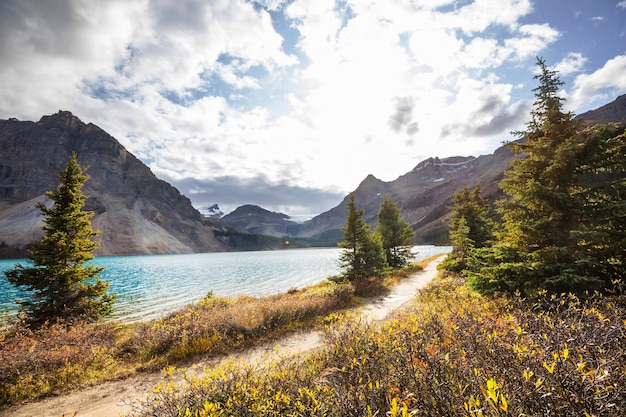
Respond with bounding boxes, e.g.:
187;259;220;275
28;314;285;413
0;112;230;256
411;155;476;181
358;174;384;188
351;174;387;204
39;110;86;132
201;203;224;219
220;204;295;237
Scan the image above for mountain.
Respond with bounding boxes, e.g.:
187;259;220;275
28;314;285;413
253;94;626;245
220;204;298;237
224;153;508;246
2;95;623;256
201;203;224;219
293;145;515;245
0;111;230;257
576;94;626;126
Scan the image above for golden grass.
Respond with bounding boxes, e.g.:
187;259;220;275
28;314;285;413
0;260;429;407
127;272;626;417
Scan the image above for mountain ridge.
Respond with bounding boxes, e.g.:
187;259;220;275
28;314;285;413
576;94;626;126
1;93;624;256
228;93;626;244
0;111;230;256
220;204;297;237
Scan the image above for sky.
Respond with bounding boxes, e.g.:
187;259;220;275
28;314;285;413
1;0;625;219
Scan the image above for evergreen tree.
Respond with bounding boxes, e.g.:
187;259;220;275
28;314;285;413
5;152;115;326
470;58;584;295
444;184;495;272
499;58;580;250
468;57;625;295
338;194;387;280
569;125;626;288
376;195;415;268
360;229;388;278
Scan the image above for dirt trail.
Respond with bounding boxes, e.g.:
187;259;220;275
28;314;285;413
3;256;445;417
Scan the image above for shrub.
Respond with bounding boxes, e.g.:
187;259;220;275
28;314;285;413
0;318;120;405
128;274;626;417
0;279;356;406
128;287;354;364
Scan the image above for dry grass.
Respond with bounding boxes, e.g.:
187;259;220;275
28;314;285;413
128;272;626;417
0;261;427;407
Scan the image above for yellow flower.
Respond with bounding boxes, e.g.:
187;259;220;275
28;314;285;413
543;361;556;374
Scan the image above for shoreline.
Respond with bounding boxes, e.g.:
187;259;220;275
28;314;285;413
0;246;451;324
2;255;446;417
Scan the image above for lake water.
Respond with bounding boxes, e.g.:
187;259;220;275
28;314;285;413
0;245;450;322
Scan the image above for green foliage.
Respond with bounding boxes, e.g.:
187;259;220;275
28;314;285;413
499;58;580;250
376;195;415;268
338;194;388;281
464;57;625;295
213;230;311;251
443;184;496;272
5;152;115;326
441;216;474;272
569;126;626;288
464;245;530;295
127;273;626;417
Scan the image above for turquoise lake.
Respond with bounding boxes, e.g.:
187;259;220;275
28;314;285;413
0;245;450;322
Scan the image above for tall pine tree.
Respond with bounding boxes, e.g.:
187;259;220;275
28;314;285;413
569;125;626;288
6;152;115;326
444;184;495;272
470;58;585;294
339;194;387;281
376;195;415;268
468;57;625;295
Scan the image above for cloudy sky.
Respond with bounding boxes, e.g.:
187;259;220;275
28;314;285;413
1;0;625;219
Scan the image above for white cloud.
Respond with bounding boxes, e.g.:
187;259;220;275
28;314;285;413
409;26;464;73
503;24;560;61
252;0;290;12
568;54;626;111
461;37;502;69
0;0;144;116
216;61;262;90
443;0;533;34
8;0;623;217
30;0;548;194
0;0;297;113
554;52;588;76
122;0;297;94
619;1;626;9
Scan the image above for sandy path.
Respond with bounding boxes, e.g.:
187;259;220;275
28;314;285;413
2;255;445;417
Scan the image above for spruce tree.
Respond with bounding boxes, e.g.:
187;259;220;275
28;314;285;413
444;184;495;272
447;216;474;268
376;195;415;268
339;194;387;280
499;58;580;250
470;58;585;294
5;152;115;326
468;57;625;295
569;125;626;288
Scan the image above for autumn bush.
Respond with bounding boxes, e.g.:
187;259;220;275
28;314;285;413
0;318;121;405
129;272;626;417
127;281;356;364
